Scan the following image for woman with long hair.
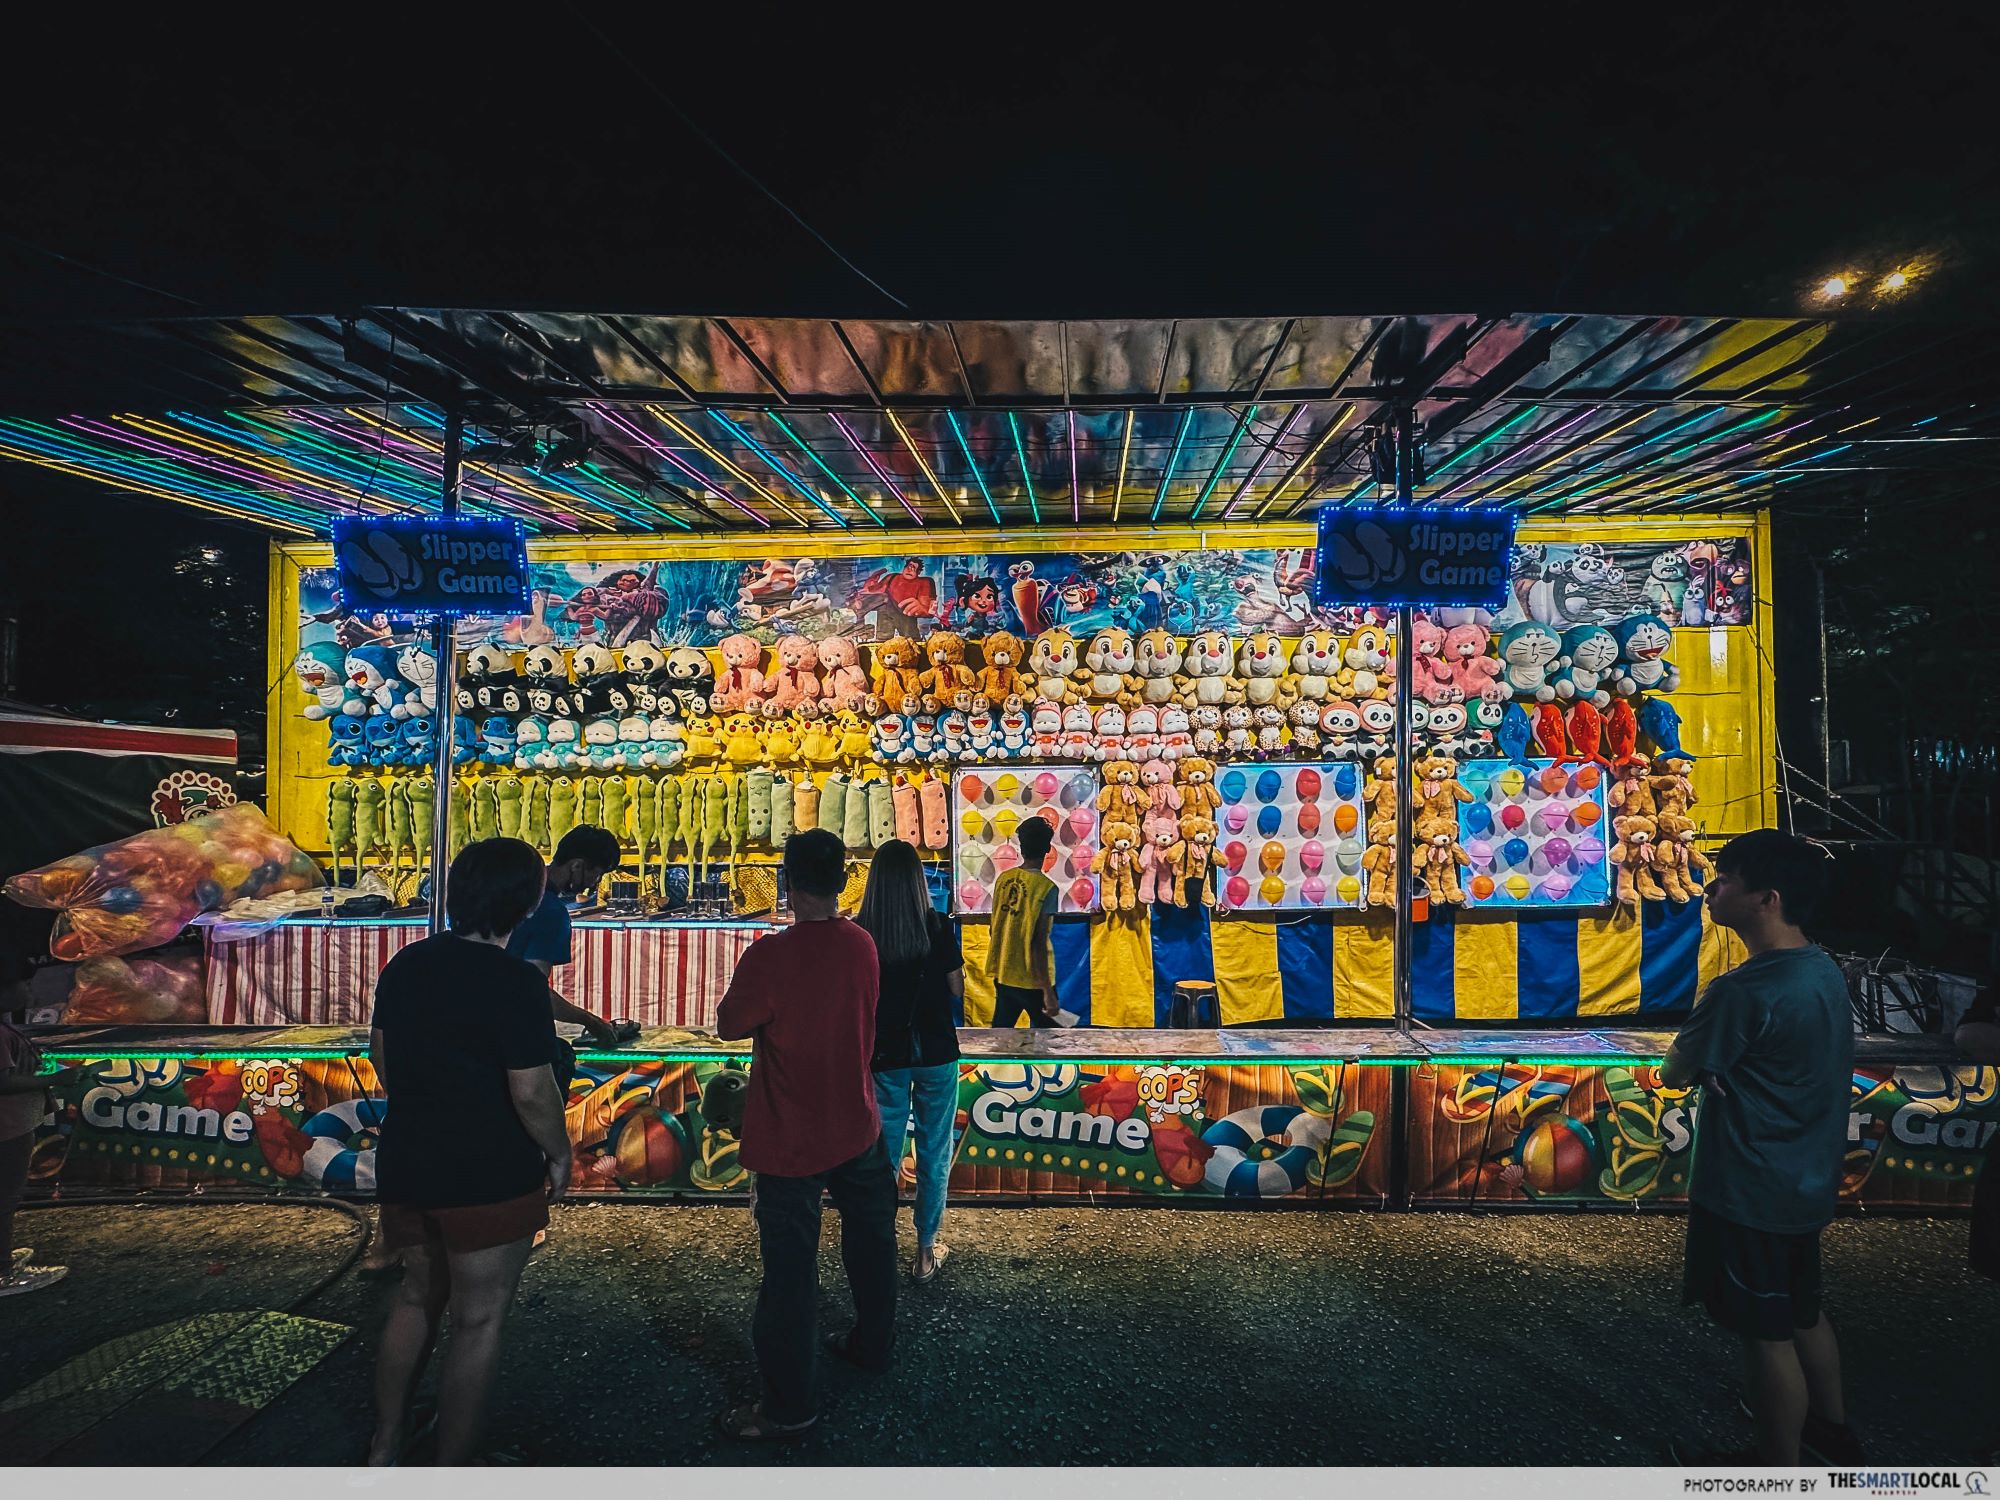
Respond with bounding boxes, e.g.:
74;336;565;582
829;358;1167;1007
853;839;963;1283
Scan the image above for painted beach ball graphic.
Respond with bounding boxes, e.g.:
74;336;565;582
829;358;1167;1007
1514;1115;1599;1195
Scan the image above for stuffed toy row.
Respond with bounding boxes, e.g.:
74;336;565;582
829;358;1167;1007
1494;612;1680;706
1607;751;1709;906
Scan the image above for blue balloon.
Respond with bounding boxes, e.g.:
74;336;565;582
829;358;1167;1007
1464;803;1493;836
1333;764;1358;798
1255;769;1283;804
100;884;144;914
1219;769;1247;805
1501;838;1531;868
1257;805;1283;837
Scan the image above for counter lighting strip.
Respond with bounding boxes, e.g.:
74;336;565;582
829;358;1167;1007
40;1050;1666;1069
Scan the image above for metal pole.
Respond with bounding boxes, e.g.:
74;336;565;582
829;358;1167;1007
1815;559;1832;814
426;409;463;935
1391;408;1417;1031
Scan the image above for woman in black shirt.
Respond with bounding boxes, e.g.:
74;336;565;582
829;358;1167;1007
367;837;571;1466
855;839;963;1284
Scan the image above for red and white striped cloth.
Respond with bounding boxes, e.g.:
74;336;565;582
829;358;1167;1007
203;920;768;1028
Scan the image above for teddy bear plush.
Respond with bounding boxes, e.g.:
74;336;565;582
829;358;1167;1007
1410;617;1457;703
1414;752;1473;811
1093;818;1141;910
1443;622;1505;704
1139;757;1180;815
1608;754;1656;818
815;635;870;712
1083;627;1143;707
1655;811;1712;901
919;631;977;712
1649;753;1696;820
760;633;822;714
710;634;767;712
975;630;1029;706
1611;813;1667;904
1138;808;1182;905
1361;753;1400;823
1134;629;1184;706
1170;814;1218;906
1097;758;1144;818
1176;756;1223;818
869;635;923;713
1414;798;1470;904
1180;629;1242;708
1025;627;1089;705
1360;808;1398;907
1235;630;1298;710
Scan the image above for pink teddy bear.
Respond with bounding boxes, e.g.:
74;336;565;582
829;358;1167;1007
760;634;822;714
1138;808;1181;905
1139;758;1181;816
1411;617;1459;703
710;633;767;711
1444;622;1506;703
815;635;870;711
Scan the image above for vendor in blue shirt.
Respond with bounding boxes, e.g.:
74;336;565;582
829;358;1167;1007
507;826;627;1054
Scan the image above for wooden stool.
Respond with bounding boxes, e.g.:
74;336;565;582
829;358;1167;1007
1169;979;1220;1029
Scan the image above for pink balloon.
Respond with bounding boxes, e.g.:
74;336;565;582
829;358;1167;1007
1069;806;1094;839
1301;875;1327;905
992;843;1022;871
1536;803;1570;833
1499;804;1527;831
958;879;986;910
1224;805;1248;833
1299;839;1325;873
1222;840;1247;872
1541;875;1574;902
1034;772;1060;798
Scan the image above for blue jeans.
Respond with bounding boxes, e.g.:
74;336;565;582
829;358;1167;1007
872;1063;959;1249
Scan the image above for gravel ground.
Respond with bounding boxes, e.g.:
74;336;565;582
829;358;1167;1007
3;1201;1993;1466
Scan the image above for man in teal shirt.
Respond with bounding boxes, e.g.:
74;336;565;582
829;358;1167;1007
1663;830;1860;1467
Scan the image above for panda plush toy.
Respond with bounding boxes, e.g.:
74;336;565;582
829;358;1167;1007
457;643;521;717
521;644;576;719
662;646;716;717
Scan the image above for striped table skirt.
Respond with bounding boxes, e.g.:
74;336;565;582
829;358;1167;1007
202;920;766;1027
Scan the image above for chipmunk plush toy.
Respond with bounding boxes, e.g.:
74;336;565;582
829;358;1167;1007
1026;627;1089;705
1236;630;1297;710
1290;629;1342;703
1134;629;1184;707
1180;630;1242;709
1084;627;1143;707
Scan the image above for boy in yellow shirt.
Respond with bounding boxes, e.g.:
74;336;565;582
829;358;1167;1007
983;814;1058;1028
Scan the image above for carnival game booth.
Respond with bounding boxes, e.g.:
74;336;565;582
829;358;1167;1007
4;312;1992;1210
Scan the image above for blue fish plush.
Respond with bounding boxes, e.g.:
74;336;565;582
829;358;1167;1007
1638;696;1697;761
1498;703;1534;764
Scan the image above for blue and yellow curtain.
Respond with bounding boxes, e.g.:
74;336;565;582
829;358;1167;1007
958;902;1745;1026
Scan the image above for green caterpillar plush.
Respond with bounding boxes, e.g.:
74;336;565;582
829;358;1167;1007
327;779;356;884
549;776;578;849
603;775;631;846
579;776;603;832
449;776;471;859
387;779;414;878
523;776;549;854
655;775;680;864
469;777;499;844
496;776;525;841
355;777;386;865
701;774;731;879
819;773;849;841
745;766;773;845
408;773;435;877
770;773;794;845
635;778;659;882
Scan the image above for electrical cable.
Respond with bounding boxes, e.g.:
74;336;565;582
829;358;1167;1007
575;17;909;312
0;229;200;308
352;324;401;508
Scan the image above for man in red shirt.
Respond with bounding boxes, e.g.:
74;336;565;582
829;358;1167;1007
715;828;897;1440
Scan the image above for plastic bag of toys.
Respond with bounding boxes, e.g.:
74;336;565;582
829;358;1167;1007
3;803;323;960
63;950;208;1024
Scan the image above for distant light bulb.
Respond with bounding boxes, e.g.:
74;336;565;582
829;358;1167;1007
1818;276;1850;299
1881;270;1910;292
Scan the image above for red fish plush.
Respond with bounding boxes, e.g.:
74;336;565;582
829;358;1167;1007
1603;696;1640;766
1566;699;1610;767
1533;703;1570;761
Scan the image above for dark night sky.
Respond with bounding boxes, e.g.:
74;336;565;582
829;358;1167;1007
2;11;1996;767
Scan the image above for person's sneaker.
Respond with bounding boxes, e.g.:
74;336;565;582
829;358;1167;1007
1734;1401;1865;1464
0;1264;68;1297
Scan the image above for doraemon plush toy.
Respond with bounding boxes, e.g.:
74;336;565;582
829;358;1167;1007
363;714;403;767
398;713;437;767
293;643;348;720
328;712;367;767
1549;624;1619;710
1496;621;1563;702
1612;615;1681;695
393;643;438;718
343;644;405;717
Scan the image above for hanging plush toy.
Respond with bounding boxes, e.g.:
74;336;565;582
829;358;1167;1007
1565;699;1610;767
1172;814;1218;906
1415;797;1470;904
769;773;793;845
1026;627;1090;706
294;643;348;720
890;776;920;845
1361;807;1398;907
1610;813;1666;905
327;779;357;885
1532;702;1570;760
819;773;849;842
409;773;436;874
549;776;578;849
872;778;902;848
1638;695;1696;762
1550;625;1619;709
869;635;924;711
449;777;471;860
816;636;871;712
602;776;631;847
1603;696;1640;766
635;774;659;882
1138;809;1182;906
744;767;774;845
1410;617;1455;703
1175;756;1223;818
1650;754;1697;821
497;776;526;841
386;779;413;879
1093;819;1140;910
846;775;876;850
918;775;949;850
1611;615;1681;696
760;634;822;715
1444;623;1504;704
792;775;821;833
1134;629;1184;707
1608;755;1656;819
465;779;497;844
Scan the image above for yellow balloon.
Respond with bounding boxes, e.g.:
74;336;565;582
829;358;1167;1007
960;809;985;839
1498;768;1525;799
994;809;1020;839
1336;875;1361;903
995;773;1021;802
1503;874;1531;900
1259;874;1288;905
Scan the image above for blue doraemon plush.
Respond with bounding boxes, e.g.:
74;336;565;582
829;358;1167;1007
342;644;405;717
328;712;367;767
1549;624;1619;710
1611;615;1681;696
294;643;348;720
398;713;437;767
393;643;437;719
363;714;404;767
1497;621;1563;702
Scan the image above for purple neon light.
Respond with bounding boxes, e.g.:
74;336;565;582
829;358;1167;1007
1436;405;1600;502
588;404;769;528
828;412;925;524
1222;404;1307;517
64;417;373;513
291;412;583;528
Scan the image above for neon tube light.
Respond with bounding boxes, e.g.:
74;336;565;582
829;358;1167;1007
646;407;809;527
765;413;885;526
1111;410;1135;521
827;412;925;525
1264;402;1357;518
1222;403;1305;518
1150;408;1195;523
883;410;962;523
1188;404;1258;521
946;411;1005;526
590;403;769;528
1006;412;1041;525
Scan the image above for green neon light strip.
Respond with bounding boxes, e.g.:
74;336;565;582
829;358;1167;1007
1151;409;1195;523
1006;413;1041;525
1187;405;1258;521
1423;403;1542;480
945;411;1005;525
765;413;885;526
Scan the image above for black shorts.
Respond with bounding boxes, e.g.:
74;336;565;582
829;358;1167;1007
1682;1202;1824;1341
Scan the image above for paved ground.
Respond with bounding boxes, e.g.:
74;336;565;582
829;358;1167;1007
3;1200;1993;1465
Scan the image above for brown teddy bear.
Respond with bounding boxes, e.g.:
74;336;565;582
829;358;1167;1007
1094;818;1141;910
1361;808;1399;907
1608;755;1656;819
1361;753;1400;822
1650;753;1696;821
1175;756;1223;818
1653;810;1711;903
1414;751;1473;810
919;631;977;712
1097;758;1144;818
1171;814;1218;906
870;636;922;712
1414;797;1470;904
975;630;1029;706
1611;813;1666;905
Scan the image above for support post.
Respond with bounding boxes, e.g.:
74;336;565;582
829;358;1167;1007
1391;406;1418;1030
426;408;463;935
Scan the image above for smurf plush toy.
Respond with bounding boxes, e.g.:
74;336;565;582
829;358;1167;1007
343;644;405;717
1612;615;1681;695
293;643;348;720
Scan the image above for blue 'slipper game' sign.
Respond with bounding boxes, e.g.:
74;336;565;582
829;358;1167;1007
1314;507;1517;610
332;516;531;616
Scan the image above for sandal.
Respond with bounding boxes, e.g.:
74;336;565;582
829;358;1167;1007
822;1330;892;1374
717;1403;818;1442
914;1242;951;1285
